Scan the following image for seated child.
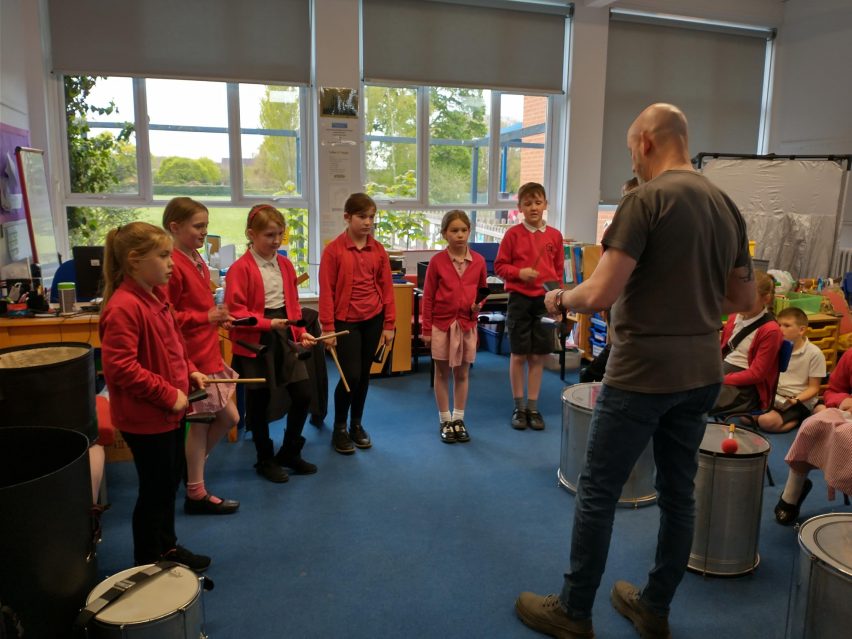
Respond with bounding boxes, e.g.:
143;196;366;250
712;270;783;415
756;307;825;432
775;403;852;524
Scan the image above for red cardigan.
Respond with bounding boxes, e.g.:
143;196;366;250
421;249;487;336
224;251;306;358
166;249;222;373
494;224;564;296
318;232;396;332
823;348;852;407
720;315;783;410
99;278;198;434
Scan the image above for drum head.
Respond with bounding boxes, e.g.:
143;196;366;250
0;344;90;369
799;513;852;579
700;422;770;457
563;382;602;411
87;564;200;624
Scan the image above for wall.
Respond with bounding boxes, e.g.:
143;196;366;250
767;0;852;246
0;0;29;267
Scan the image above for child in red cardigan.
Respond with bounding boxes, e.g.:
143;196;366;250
494;182;564;431
99;222;210;571
163;197;239;515
225;204;317;483
422;210;487;443
318;193;396;454
713;271;783;414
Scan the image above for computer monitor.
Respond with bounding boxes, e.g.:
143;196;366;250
72;246;105;301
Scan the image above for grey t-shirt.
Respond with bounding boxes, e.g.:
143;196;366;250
602;170;750;394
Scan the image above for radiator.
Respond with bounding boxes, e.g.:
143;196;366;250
834;247;852;277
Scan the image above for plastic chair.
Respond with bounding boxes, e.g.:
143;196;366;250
49;259;77;303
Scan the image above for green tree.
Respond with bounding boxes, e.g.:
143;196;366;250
364;86;417;193
251;86;301;194
155;156;222;185
64;76;137;245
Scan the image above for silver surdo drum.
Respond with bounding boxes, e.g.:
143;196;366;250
559;382;657;508
786;513;852;639
83;564;204;639
688;422;770;576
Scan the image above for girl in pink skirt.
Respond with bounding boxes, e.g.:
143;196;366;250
775;349;852;524
421;210;487;443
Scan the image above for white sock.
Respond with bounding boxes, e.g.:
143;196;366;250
439;411;452;424
452;409;465;421
782;471;807;503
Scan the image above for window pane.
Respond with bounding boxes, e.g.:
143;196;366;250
147;79;230;198
499;94;547;200
429;88;490;204
240;84;302;198
374;209;509;251
365;86;417;199
64;76;137;194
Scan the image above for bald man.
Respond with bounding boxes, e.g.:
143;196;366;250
515;104;755;639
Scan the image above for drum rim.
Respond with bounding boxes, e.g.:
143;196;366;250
797;513;852;579
87;564;201;625
700;422;770;458
563;381;602;410
0;342;92;371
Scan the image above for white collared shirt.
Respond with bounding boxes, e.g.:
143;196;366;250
724;309;769;369
249;248;285;310
777;338;827;409
522;220;548;234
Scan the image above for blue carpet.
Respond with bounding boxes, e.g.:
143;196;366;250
98;352;850;638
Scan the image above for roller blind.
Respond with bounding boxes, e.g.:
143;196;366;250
48;0;310;85
362;0;568;92
600;19;768;203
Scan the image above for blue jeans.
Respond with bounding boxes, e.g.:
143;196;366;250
560;382;721;618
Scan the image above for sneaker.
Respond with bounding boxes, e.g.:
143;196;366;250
511;408;529;430
349;423;372;449
610;581;671;639
440;421;456;444
528;410;546;431
332;425;355;455
515;592;595;639
453;419;470;443
162;545;211;573
184;494;240;515
254;459;289;483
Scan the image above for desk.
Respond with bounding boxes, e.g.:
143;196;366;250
0;314;101;348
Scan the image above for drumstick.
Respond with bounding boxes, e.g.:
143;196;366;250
204;378;267;384
329;345;350;393
314;330;350;342
721;423;739;454
296;273;310;286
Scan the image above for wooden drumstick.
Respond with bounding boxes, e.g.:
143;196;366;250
204;378;267;384
328;345;350;393
314;330;350;342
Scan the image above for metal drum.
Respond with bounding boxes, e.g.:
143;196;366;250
0;426;97;639
558;382;657;508
84;564;204;639
688;422;770;576
785;513;852;639
0;342;98;442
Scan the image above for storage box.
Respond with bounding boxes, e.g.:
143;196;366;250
775;293;824;315
104;428;133;463
478;325;509;355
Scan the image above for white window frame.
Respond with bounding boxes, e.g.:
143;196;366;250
362;82;557;216
54;75;314;249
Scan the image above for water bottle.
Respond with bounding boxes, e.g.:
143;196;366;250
214;287;225;308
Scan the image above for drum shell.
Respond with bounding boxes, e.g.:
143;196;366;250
559;383;657;508
689;424;769;576
786;513;852;639
0;342;98;442
85;565;203;639
0;426;97;639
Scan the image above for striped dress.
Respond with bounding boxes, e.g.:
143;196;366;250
785;407;852;499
